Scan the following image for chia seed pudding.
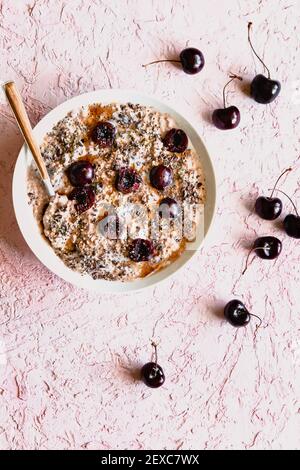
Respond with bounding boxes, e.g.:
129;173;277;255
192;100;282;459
27;102;206;281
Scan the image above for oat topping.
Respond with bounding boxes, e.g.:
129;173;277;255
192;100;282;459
27;102;206;281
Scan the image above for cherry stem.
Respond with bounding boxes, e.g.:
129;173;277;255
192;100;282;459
249;313;263;328
248;22;271;79
143;59;181;68
151;341;158;367
242;246;268;275
222;74;243;108
269;188;299;217
270;167;292;198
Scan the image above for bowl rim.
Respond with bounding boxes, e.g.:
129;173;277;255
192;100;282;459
12;89;216;293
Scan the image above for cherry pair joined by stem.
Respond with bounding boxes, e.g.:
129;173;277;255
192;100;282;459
212;21;282;129
255;167;300;238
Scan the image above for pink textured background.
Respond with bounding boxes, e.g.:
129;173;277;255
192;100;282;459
0;0;300;450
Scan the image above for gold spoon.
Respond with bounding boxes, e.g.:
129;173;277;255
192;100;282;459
4;81;55;197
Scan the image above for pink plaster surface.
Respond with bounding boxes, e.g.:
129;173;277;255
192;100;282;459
0;0;300;451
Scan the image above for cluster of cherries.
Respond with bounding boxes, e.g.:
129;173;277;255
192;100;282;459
141;169;300;388
224;168;300;328
144;22;281;130
66;123;189;263
138;24;293;387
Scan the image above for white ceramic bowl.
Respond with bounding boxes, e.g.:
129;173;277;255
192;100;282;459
13;90;216;292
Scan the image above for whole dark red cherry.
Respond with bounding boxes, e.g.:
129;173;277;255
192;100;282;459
224;300;251;327
116;168;141;194
141;362;165;388
67;160;94;186
255;168;292;220
143;47;204;75
68;186;95;214
141;342;165;388
91;121;116;147
212;74;242;130
150;165;173;190
242;236;282;274
224;300;262;328
251;74;281;104
99;214;120;239
179;48;205;75
128;238;155;262
159;197;180;219
265;186;300;238
255;196;282;220
248;23;281;104
212;106;240;130
253;236;282;260
163;129;188;153
284;214;300;239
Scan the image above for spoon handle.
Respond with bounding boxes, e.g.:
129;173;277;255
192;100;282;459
4;81;55;196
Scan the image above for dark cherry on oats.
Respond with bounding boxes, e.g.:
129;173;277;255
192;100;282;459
212;74;242;130
128;238;155;262
68;186;95;214
91;121;116;147
247;22;281;104
67;160;94;186
163;129;188;153
116;168;141;194
150;165;173;190
143;47;204;75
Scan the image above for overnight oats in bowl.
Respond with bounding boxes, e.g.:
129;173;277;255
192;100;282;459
27;102;206;282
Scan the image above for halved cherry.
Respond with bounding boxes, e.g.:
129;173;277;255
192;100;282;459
163;129;188;153
68;186;95;214
91;121;116;147
128;238;155;262
116;168;141;194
